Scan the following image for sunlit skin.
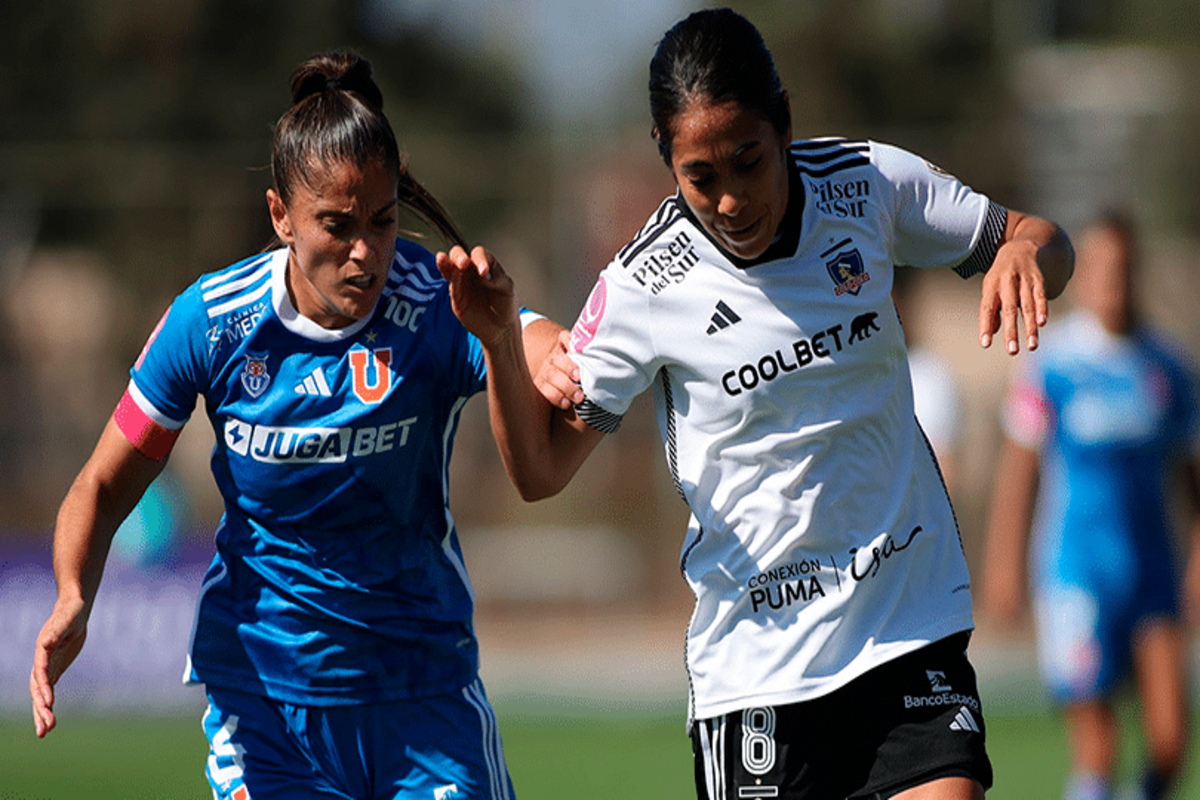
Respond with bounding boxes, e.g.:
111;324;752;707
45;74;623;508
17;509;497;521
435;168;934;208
1073;224;1134;336
267;159;399;329
668;97;792;261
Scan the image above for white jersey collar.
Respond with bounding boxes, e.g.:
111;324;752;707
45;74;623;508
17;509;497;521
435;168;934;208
270;247;376;342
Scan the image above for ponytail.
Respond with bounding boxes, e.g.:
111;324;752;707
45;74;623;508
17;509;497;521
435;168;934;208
272;51;467;248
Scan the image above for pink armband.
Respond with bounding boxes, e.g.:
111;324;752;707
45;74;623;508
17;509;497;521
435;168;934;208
113;389;181;461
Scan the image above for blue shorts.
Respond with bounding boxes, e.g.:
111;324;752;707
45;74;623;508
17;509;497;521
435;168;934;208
1033;572;1179;703
202;680;514;800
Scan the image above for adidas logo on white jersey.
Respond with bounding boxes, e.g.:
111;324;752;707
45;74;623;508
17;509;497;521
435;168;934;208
706;300;742;335
294;367;332;397
949;706;980;733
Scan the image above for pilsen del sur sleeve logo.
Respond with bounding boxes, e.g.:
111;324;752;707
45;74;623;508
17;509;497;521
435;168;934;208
570;275;607;353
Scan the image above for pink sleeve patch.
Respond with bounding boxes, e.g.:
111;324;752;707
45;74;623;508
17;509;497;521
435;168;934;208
1003;382;1050;448
113;390;180;461
569;275;607;353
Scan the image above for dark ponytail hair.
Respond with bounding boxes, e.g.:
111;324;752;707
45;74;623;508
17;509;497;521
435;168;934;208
648;8;791;166
272;51;467;248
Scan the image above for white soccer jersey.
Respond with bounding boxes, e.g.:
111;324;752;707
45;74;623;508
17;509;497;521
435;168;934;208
568;138;1007;721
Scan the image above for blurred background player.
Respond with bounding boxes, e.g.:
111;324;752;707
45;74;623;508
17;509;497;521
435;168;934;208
983;208;1200;800
30;50;562;799
893;268;965;495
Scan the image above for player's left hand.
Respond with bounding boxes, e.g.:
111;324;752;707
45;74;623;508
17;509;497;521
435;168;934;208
30;596;89;738
978;239;1049;356
436;245;519;348
535;330;584;410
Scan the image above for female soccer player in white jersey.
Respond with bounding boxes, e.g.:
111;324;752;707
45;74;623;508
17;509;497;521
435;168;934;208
30;51;563;800
440;8;1074;800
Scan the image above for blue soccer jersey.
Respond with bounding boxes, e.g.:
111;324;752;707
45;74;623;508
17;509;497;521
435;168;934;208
1003;310;1200;697
117;239;491;705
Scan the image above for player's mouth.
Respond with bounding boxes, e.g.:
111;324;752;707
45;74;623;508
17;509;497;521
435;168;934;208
345;274;377;291
717;216;766;249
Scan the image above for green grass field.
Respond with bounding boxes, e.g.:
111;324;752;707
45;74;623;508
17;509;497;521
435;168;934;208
0;702;1194;799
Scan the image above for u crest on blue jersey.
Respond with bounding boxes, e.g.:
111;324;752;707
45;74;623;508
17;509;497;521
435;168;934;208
349;347;393;404
240;353;272;398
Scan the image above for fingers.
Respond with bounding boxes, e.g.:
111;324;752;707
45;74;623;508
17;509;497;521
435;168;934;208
978;264;1049;355
535;349;583;409
977;286;1000;350
1027;281;1049;350
1000;279;1021;355
434;249;456;281
469;245;496;279
29;602;88;738
436;245;494;274
436;246;509;290
30;651;56;738
31;677;55;737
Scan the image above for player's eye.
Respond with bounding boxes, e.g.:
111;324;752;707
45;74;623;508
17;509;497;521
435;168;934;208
737;156;763;174
323;219;350;237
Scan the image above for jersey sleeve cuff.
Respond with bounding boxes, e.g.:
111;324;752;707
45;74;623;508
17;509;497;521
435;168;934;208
953;201;1007;279
113;384;184;461
517;306;546;329
576;398;623;434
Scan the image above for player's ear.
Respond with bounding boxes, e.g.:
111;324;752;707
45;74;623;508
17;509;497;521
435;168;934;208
266;189;294;244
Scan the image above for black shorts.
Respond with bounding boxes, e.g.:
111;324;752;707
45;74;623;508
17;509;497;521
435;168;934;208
690;633;992;800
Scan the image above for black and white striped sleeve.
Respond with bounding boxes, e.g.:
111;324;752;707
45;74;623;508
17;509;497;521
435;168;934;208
575;398;623;434
953;201;1008;279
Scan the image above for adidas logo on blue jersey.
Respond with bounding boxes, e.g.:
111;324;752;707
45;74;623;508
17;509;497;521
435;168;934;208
295;367;332;397
706;300;742;335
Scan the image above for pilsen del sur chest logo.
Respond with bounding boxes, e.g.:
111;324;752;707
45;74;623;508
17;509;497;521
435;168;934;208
822;237;870;296
241;353;272;398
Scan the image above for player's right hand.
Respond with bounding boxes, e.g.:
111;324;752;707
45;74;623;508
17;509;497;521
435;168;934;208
30;596;89;737
435;245;519;349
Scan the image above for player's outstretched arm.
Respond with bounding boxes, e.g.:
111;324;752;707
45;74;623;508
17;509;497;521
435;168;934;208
1180;461;1200;626
436;246;601;501
980;436;1040;627
978;211;1074;355
30;418;164;737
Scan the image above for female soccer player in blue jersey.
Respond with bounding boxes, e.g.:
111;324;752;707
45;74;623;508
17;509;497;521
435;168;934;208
30;51;563;800
439;8;1074;800
984;210;1200;800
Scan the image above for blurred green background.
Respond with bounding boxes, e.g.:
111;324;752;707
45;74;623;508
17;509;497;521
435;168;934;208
2;700;1197;798
4;1;1200;798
